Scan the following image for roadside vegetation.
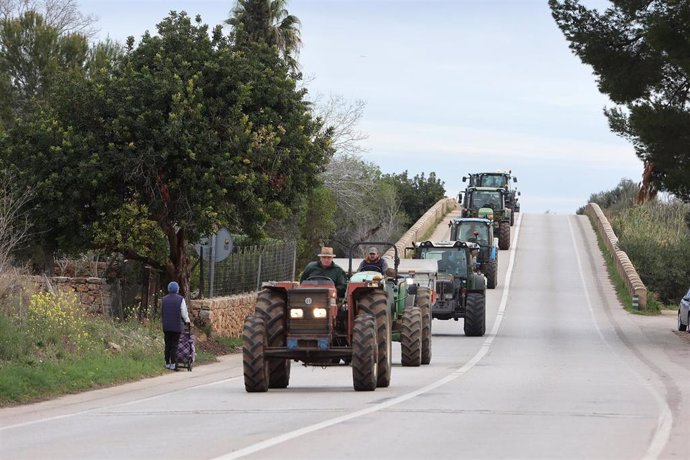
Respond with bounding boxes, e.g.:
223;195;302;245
0;0;446;406
580;179;688;310
0;274;242;407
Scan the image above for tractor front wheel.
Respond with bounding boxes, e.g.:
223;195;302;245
352;314;378;391
498;222;511;250
483;260;498;289
357;291;392;388
415;287;432;365
401;307;422;366
464;293;486;337
242;315;269;392
254;289;290;388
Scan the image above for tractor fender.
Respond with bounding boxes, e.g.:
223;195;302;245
489;245;497;261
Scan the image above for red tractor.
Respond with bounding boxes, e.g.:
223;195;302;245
242;243;401;392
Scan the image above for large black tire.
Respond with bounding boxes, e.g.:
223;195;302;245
242;315;269;392
401;307;422;367
357;290;392;388
510;209;514;226
464;292;486;337
415;287;432;365
498;221;511;250
483;260;498;289
679;310;687;332
254;289;290;388
352;314;378;391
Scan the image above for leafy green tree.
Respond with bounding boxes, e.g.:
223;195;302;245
383;171;446;225
550;0;690;201
0;12;115;270
226;0;302;70
2;11;332;293
577;178;639;214
96;12;330;293
0;10;89;124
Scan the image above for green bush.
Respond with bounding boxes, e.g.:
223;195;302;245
612;200;690;304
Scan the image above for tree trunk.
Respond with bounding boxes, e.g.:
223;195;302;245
165;226;191;297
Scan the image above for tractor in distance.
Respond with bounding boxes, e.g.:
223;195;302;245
459;186;511;250
449;217;498;289
410;240;486;337
462;170;520;225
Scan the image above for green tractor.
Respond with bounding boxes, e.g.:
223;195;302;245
397;259;438;365
462;171;520;225
449;217;498;289
341;242;430;368
411;240;486;337
459;186;511;250
242;241;425;393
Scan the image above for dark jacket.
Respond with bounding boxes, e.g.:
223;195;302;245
300;261;347;297
162;293;184;332
358;256;388;274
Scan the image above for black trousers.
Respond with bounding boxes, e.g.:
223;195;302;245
164;331;181;365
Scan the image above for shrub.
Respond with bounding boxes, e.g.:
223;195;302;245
26;291;92;353
613;199;690;304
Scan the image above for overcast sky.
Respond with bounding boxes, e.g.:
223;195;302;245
79;0;641;214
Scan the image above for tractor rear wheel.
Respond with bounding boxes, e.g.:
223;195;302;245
254;289;290;388
357;290;392;388
401;306;422;366
484;260;498;289
415;287;432;365
498;222;511;250
352;314;378;391
242;315;269;392
464;293;486;337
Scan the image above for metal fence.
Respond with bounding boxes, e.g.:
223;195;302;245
199;240;297;297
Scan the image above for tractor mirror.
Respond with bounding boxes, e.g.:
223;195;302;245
462;176;467;182
513;177;517;182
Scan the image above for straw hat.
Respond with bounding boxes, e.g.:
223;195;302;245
318;247;335;257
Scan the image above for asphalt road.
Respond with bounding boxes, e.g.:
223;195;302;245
1;213;689;460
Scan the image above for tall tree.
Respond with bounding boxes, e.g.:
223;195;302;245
383;171;446;225
2;11;332;292
226;0;301;70
0;0;97;36
95;12;330;293
0;10;89;123
550;0;690;202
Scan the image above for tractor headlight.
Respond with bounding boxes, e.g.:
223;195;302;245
405;278;414;285
290;309;304;319
313;308;327;319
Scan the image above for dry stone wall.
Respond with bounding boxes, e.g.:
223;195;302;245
49;277;113;314
584;203;648;309
191;197;460;337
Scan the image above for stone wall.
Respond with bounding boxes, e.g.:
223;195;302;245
584;202;648;309
191;197;460;337
189;293;256;337
49;277;113;314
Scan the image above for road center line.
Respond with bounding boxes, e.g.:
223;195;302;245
214;213;524;460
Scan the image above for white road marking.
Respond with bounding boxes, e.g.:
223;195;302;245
567;216;671;460
214;214;524;460
0;376;242;431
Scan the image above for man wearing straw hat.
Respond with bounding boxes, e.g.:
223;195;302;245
300;246;347;298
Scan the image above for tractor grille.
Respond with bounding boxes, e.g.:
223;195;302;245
289;318;328;335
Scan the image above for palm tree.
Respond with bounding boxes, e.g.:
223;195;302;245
226;0;302;69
